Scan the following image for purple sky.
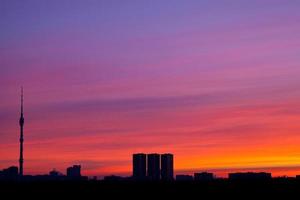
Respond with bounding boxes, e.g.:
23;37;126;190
1;0;300;177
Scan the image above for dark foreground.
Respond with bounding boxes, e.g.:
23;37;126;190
1;178;300;199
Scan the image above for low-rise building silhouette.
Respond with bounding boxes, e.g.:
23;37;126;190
67;165;81;178
194;172;214;181
133;153;146;180
0;166;19;180
176;175;194;181
229;172;272;180
161;153;174;181
49;169;63;177
104;175;130;181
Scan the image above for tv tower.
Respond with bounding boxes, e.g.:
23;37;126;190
19;87;24;176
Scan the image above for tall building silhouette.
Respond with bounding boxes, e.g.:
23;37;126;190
132;153;146;180
161;153;174;180
147;153;160;180
19;87;24;176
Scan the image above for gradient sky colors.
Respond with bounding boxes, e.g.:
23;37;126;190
1;0;300;178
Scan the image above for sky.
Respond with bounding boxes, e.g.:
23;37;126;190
1;0;300;178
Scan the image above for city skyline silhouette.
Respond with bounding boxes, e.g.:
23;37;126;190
1;0;300;180
1;88;299;180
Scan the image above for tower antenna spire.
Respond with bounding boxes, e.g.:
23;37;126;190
21;86;23;115
19;87;24;176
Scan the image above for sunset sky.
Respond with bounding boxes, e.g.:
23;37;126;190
1;0;300;178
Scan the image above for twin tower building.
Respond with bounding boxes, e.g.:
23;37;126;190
133;153;174;181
